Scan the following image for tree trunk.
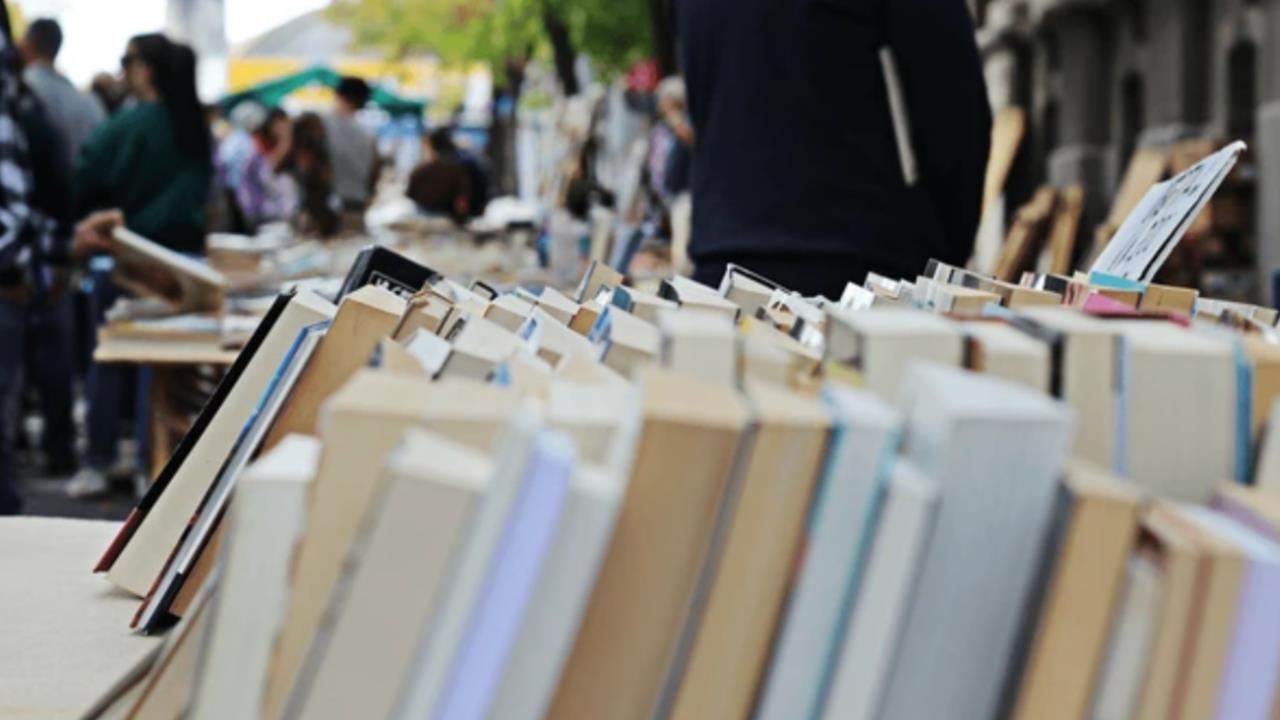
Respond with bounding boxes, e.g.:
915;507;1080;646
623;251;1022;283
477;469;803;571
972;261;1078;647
649;0;678;77
542;9;580;96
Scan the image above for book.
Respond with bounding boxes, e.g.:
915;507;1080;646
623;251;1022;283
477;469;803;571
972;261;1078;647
592;306;661;378
606;286;678;324
261;285;407;450
126;576;216;720
548;367;750;720
439;314;521;382
1090;550;1165;719
719;264;783;317
659;276;741;320
824;307;964;401
110;227;226;313
659;309;738;387
336;245;441;301
961;321;1052;393
393;405;546;719
572;259;625;303
742;385;901;720
820;459;940;720
286;430;493;720
536;286;582;325
548;379;636;465
932;284;1001;315
189;435;320;720
1011;307;1118;467
1112;321;1235;502
667;382;832;720
429;431;577;720
391;292;451;341
877;363;1072;720
485;293;536;333
97;290;334;597
519;308;597;368
1140;283;1200;314
261;371;492;720
1010;462;1142;720
1179;507;1280;719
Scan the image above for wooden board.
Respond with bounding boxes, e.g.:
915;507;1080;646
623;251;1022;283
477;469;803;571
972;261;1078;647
1042;185;1085;275
94;334;240;366
995;187;1058;282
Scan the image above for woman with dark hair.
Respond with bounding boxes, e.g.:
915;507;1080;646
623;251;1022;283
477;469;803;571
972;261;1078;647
73;33;212;254
66;34;214;498
236;107;297;231
285;112;340;237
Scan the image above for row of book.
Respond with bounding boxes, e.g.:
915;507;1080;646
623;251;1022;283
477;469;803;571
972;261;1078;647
85;246;1280;719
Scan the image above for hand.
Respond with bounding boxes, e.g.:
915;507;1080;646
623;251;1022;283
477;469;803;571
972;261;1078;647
72;209;124;261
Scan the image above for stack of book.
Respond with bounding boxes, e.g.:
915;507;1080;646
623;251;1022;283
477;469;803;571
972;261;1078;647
79;231;1280;719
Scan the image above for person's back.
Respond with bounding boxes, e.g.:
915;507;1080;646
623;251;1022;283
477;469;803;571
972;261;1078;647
324;76;378;211
677;0;991;296
19;19;104;173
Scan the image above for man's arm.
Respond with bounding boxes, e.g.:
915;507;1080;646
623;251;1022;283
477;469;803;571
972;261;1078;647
886;0;992;266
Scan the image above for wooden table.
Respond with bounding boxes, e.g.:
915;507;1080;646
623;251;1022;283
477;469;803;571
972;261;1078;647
0;517;162;718
93;334;240;480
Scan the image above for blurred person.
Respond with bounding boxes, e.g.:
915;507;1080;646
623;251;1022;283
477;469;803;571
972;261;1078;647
324;76;378;229
215;102;268;233
69;34;212;498
285;112;341;237
90;72;126;116
677;0;991;298
236;107;298;231
406;128;471;223
0;1;76;512
19;18;105;173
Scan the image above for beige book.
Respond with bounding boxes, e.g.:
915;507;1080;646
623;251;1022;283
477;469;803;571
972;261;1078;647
1157;505;1249;720
720;267;778;317
261;372;515;719
106;290;335;596
573;259;625;303
668;382;832;720
742;331;795;387
190;436;320;720
824;307;964;401
569;300;603;336
549;379;636;465
537;286;582;325
440;314;521;382
485;293;536;332
289;431;490;720
1140;283;1199;314
599;308;661;378
962;321;1051;393
392;292;451;341
549;367;750;720
524;308;597;367
262;286;405;450
1132;504;1208;720
379;338;430;378
503;349;554;401
1246;337;1280;444
111;227;226;313
664;276;741;320
659;309;738;387
933;284;1001;315
623;287;679;324
1012;462;1142;720
400;329;453;378
742;319;822;386
555;347;630;390
1013;307;1118;467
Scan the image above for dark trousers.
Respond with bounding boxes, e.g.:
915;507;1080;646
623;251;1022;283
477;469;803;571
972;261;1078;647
85;271;149;474
0;299;26;513
26;294;77;465
692;253;915;301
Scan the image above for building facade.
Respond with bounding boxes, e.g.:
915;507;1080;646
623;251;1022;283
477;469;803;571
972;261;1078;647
975;0;1277;298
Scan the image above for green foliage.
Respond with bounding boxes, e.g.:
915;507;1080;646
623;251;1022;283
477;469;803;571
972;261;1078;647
328;0;652;77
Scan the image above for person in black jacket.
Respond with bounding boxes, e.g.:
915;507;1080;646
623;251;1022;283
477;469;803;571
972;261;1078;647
676;0;992;298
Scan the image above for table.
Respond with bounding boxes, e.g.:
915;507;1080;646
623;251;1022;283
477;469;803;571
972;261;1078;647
94;334;240;480
0;518;162;718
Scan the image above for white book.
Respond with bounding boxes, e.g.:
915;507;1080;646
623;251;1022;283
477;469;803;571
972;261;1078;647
189;435;321;720
961;321;1051;393
286;430;493;720
824;307;964;402
755;386;901;720
877;363;1072;720
1112;321;1234;502
821;460;940;720
393;406;545;719
659;309;739;387
1091;553;1165;720
431;431;576;720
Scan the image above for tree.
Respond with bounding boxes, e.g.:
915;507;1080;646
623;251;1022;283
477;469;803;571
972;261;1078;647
329;0;652;94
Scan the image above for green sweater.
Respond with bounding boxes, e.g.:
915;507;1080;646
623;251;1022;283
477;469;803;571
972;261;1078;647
74;102;211;253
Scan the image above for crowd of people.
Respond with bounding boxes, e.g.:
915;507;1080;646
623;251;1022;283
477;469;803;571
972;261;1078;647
0;10;484;513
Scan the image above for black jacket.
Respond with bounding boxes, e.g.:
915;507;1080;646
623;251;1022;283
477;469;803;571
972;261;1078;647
676;0;991;276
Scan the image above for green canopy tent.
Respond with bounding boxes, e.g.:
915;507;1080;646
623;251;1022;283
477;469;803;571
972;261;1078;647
219;66;427;120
